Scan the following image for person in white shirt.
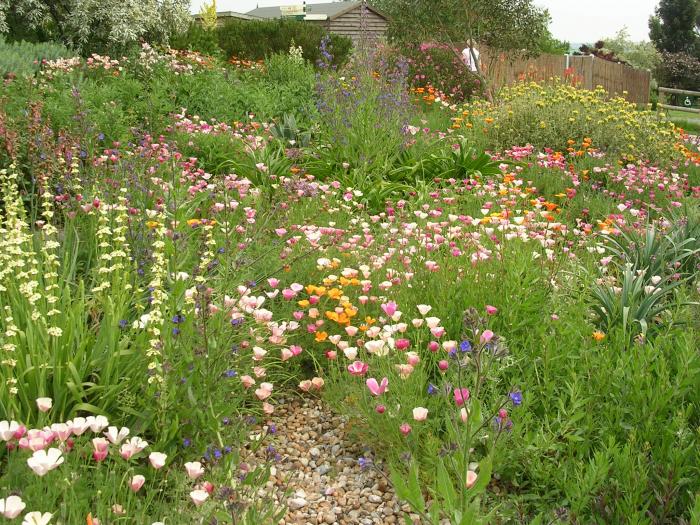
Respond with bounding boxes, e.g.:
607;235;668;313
462;47;480;73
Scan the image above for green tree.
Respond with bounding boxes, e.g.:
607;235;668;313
372;0;550;99
601;27;660;70
0;0;191;54
649;0;700;56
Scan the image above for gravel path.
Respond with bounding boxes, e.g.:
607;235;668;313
259;398;419;525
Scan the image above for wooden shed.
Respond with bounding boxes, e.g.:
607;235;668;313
246;1;389;43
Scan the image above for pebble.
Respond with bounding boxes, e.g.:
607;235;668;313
249;398;402;523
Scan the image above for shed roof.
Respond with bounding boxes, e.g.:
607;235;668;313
247;2;387;20
192;11;263;20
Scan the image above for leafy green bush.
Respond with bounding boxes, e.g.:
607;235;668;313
463;80;682;164
215;19;351;67
400;42;481;101
0;37;72;76
171;22;224;57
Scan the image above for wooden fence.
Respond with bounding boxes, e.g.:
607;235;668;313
658;87;700;114
480;51;652;105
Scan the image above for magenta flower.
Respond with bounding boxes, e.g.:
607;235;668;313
347;361;369;376
381;301;397;317
399;423;412;436
485;305;498;315
454;388;470;406
366;377;388;396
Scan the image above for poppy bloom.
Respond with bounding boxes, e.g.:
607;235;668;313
347;361;369;376
366;377;388;396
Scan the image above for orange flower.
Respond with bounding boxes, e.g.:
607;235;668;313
592;331;606;341
315;331;328;342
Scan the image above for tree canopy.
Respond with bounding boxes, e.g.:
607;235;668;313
0;0;191;54
372;0;550;56
649;0;700;56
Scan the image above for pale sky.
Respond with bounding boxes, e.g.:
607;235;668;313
190;0;659;43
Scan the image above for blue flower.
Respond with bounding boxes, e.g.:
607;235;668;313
459;340;472;353
118;319;128;329
224;370;237;378
427;383;437;395
509;391;523;406
358;457;372;469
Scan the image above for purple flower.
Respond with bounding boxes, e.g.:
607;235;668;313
509;391;522;406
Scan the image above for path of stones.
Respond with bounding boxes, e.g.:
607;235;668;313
255;398;422;525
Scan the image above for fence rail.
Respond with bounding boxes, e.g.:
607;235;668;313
479;51;652;104
658;86;700;114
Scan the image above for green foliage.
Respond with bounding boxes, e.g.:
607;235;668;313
601;28;661;71
396;43;481;101
215;18;352;67
649;0;700;56
374;0;550;57
464;80;683;164
171;22;224;58
656;51;700;90
0;37;72;76
0;0;191;55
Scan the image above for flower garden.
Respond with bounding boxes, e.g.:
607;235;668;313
0;39;699;525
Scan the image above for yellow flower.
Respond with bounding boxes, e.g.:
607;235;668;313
592;331;606;341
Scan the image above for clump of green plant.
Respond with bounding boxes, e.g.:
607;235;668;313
589;222;699;342
0;37;72;76
463;80;683;164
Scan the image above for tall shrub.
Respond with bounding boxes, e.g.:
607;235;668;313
216;19;351;67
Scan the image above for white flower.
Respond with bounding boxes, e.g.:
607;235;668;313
35;398;52;412
149;452;167;469
0;495;26;518
184;461;205;479
104;426;130;444
27;448;64;476
86;415;109;432
22;511;53;525
189;489;209;506
0;420;19;441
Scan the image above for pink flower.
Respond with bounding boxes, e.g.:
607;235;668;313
149;452;167;469
311;377;325;390
255;382;273;400
406;352;420;366
460;407;469;423
485;305;498;315
120;437;148;459
299;380;312;392
366;377;389;396
92;437;109;462
241;375;255;388
395;338;410;351
412;407;428;421
381;301;397;317
454;388;470;406
466;470;478;488
130;474;146;492
480;330;494;344
347;361;369;376
185;461;205;480
399;423;412;436
267;278;279;288
438;360;449;371
428;341;439;352
375;405;386;414
35;397;52;413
